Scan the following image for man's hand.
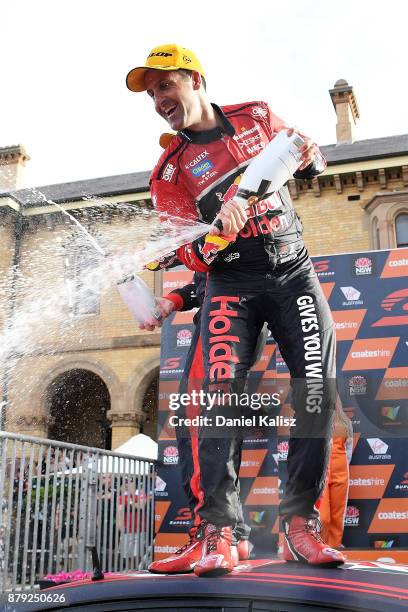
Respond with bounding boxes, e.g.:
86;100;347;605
286;127;318;171
138;297;175;331
212;199;247;235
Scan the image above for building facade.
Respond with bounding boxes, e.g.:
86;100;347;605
0;80;407;449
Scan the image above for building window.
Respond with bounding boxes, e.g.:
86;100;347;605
372;218;380;250
64;233;101;315
395;213;408;248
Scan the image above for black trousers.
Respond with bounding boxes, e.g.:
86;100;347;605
196;257;336;526
176;316;250;541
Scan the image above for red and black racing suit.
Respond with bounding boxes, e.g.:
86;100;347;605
152;101;336;527
167;272;267;541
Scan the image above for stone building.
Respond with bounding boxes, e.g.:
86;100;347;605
0;80;407;449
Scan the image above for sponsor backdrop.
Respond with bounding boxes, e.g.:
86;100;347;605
155;248;408;559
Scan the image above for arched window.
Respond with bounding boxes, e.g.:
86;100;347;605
395;213;408;248
372;218;380;250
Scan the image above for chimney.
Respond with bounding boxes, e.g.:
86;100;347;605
329;79;359;145
0;145;30;192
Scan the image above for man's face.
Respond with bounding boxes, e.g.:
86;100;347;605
145;70;198;131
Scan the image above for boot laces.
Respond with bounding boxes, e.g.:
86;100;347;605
305;518;325;544
175;521;206;555
206;527;222;554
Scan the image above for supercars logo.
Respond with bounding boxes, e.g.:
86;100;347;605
372;288;408;327
161;357;183;373
313;259;334;277
170;507;192;525
395;471;408;491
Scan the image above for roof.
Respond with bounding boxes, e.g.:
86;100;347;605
6;170;151;207
2;133;408;208
321;133;408;165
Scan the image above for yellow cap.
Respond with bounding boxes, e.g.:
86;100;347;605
126;43;205;92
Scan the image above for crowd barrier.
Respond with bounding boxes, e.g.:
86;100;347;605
0;431;156;592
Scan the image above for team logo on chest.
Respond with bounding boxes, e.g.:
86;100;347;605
184;150;216;180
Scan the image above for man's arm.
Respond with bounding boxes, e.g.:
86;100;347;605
138;279;200;331
150;179;241;272
264;103;327;178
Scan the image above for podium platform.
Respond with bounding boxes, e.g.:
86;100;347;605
7;559;408;612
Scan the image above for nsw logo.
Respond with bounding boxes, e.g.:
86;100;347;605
176;329;192;347
163;445;179;465
349;375;367;396
344;505;360;526
353;256;374;276
277;440;289;461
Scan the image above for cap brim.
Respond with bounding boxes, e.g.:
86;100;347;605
126;65;179;92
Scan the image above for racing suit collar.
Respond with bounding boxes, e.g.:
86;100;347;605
179;103;235;144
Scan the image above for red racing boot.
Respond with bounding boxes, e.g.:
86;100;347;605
231;539;254;566
283;516;346;567
148;525;204;574
237;539;253;561
194;523;234;577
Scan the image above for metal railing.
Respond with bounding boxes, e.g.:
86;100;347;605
0;431;156;592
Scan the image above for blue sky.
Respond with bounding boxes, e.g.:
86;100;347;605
2;0;407;188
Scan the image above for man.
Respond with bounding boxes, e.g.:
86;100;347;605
126;44;345;576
